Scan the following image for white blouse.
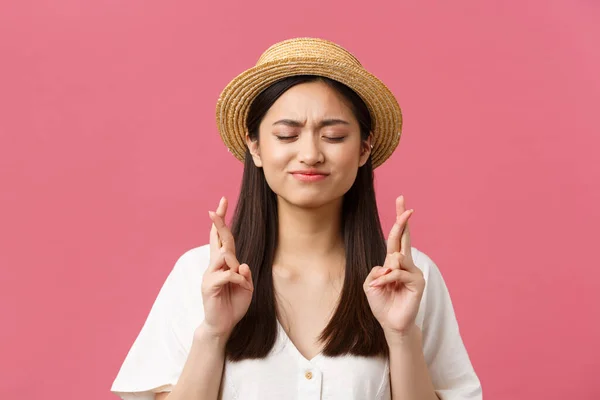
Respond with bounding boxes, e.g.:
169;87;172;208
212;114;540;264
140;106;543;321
111;244;482;400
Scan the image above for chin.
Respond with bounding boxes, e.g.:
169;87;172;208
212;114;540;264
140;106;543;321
288;197;331;209
268;178;353;210
277;190;343;210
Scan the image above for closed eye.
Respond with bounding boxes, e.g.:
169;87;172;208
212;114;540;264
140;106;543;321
275;135;346;142
276;135;298;141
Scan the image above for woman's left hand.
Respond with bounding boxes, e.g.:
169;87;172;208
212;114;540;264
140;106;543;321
364;195;426;338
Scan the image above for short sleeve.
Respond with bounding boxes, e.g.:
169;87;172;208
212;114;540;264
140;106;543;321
413;248;483;400
110;245;211;400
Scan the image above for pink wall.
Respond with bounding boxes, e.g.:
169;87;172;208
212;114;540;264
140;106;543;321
1;0;598;398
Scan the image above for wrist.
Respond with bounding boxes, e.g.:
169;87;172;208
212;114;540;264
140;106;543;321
384;323;421;347
194;322;230;349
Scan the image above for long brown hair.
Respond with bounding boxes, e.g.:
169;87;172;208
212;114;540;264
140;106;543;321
225;75;388;361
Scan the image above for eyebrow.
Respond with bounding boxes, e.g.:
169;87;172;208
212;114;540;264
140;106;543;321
272;118;350;128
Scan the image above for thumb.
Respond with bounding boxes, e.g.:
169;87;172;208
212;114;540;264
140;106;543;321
364;266;390;288
239;264;253;289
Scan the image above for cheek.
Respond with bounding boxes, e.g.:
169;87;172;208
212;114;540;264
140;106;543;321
258;143;292;187
331;145;362;184
260;143;291;171
338;164;360;189
330;144;362;167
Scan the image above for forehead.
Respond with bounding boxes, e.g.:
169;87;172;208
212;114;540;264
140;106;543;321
262;80;356;121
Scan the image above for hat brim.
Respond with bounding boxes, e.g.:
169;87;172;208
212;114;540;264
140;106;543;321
215;58;402;169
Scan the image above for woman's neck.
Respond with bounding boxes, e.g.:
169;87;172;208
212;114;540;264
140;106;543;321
273;197;345;277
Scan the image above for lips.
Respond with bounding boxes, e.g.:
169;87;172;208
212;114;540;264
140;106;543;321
290;170;329;182
289;169;328;175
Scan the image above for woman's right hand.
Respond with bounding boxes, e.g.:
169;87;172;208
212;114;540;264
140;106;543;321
199;197;253;341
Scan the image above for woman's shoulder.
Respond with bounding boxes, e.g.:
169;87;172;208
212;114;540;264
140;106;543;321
160;244;212;303
170;243;211;277
410;246;437;277
410;247;448;327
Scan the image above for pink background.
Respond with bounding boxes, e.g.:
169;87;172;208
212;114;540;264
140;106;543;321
1;0;598;399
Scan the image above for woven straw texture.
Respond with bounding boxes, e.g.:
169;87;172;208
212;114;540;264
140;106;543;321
215;37;403;169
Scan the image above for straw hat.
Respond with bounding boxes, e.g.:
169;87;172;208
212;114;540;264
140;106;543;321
215;37;403;169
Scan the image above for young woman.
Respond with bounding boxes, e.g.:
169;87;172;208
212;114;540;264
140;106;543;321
111;38;482;400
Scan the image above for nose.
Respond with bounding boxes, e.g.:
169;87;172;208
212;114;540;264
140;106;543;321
297;135;324;165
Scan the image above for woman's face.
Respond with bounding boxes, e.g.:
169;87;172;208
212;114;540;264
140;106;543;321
247;80;371;209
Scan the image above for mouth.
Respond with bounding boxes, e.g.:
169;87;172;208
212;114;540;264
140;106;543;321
289;171;329;182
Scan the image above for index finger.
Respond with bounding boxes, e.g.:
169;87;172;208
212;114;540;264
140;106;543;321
387;197;413;254
209;197;227;255
396;196;413;257
400;219;412;257
209;211;236;254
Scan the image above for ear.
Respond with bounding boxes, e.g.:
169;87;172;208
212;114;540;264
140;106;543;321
359;133;373;167
246;133;263;168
